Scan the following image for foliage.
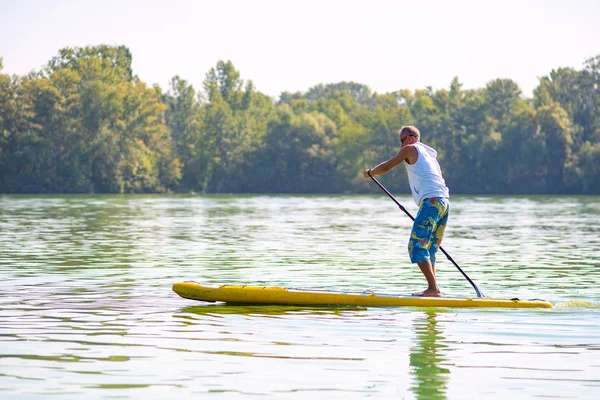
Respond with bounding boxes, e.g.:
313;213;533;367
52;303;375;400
0;46;599;194
0;45;179;193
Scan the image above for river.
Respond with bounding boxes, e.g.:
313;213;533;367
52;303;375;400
1;194;599;399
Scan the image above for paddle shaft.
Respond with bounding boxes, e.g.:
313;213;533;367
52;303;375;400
368;172;484;298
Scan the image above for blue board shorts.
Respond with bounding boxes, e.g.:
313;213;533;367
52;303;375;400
408;197;449;266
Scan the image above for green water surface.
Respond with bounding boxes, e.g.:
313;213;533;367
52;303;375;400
1;194;599;399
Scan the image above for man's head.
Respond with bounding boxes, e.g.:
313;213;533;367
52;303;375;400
399;126;420;147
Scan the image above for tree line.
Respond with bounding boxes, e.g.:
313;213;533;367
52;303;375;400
1;45;599;194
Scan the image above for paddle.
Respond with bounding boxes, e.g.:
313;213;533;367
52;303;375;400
368;171;485;298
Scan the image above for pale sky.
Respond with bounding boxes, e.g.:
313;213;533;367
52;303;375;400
1;0;599;99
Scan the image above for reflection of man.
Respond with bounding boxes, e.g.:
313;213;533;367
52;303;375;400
364;126;450;297
410;311;449;399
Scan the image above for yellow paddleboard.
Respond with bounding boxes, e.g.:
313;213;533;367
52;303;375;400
172;282;552;309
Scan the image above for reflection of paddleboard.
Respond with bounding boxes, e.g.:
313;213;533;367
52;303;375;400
172;282;552;309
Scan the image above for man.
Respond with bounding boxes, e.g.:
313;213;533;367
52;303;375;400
363;126;450;297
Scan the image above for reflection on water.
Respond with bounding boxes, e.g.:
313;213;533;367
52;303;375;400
1;194;600;398
179;304;365;317
410;312;449;400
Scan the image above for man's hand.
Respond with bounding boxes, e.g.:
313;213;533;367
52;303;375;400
365;147;415;179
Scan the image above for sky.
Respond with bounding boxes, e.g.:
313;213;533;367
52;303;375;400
1;0;599;99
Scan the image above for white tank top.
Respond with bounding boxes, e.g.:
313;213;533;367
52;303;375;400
405;142;450;206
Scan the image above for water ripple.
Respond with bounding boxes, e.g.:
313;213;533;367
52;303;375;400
1;194;600;399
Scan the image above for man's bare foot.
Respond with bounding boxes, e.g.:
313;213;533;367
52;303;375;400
412;288;441;297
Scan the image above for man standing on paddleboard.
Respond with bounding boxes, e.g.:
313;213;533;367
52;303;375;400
363;126;450;297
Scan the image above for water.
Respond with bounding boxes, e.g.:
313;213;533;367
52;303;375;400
1;194;599;399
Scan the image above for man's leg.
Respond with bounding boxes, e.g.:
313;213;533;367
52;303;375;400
414;260;440;297
408;199;443;297
429;199;449;273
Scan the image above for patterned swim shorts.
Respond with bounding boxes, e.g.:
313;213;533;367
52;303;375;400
408;197;450;265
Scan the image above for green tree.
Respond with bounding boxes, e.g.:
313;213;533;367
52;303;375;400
572;141;600;193
165;76;203;190
536;102;572;192
251;105;337;193
2;49;600;195
46;45;133;83
484;78;522;122
304;81;374;105
199;61;275;192
534;56;600;146
115;82;180;193
204;60;245;109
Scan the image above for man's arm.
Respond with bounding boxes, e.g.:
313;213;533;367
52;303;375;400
363;145;417;177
